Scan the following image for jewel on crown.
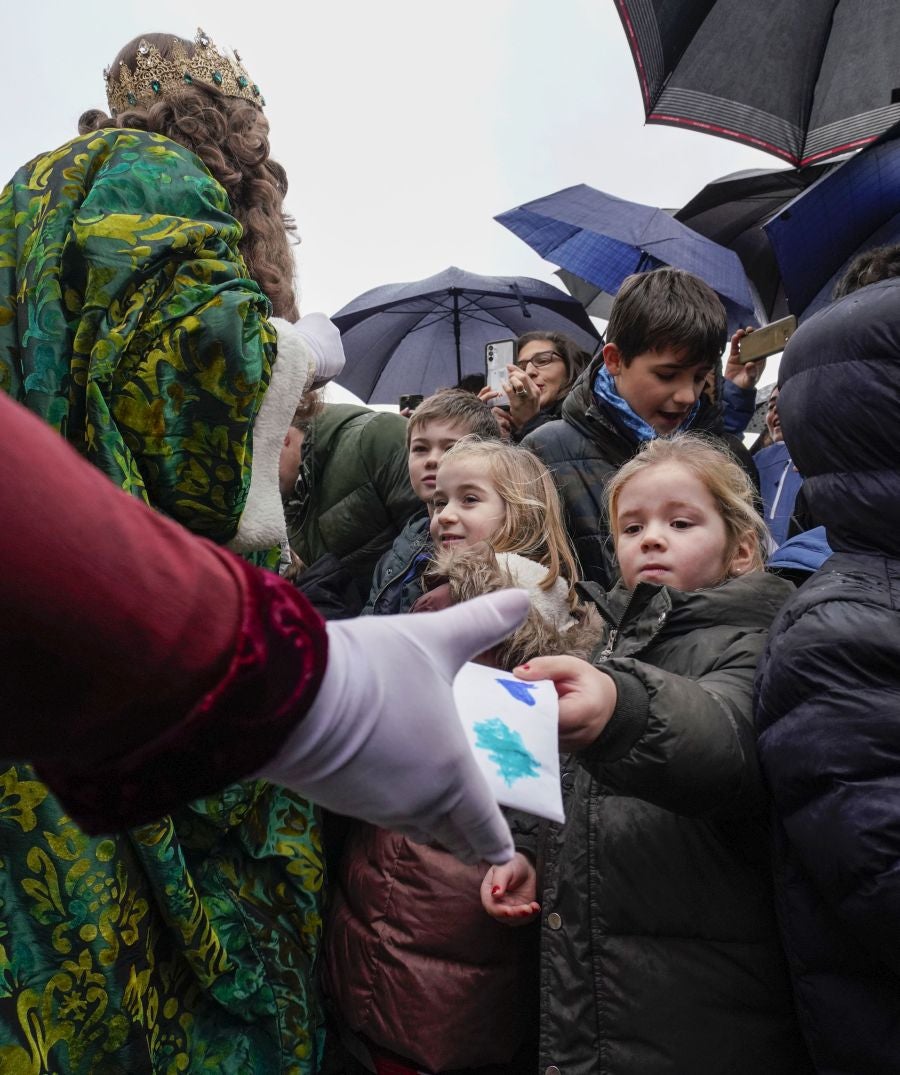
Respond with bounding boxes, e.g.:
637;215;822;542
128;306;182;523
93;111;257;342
104;27;265;114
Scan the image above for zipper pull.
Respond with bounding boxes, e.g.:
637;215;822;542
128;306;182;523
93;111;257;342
599;627;618;661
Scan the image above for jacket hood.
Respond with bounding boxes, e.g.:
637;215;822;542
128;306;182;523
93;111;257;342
778;278;900;556
307;403;374;458
767;526;832;573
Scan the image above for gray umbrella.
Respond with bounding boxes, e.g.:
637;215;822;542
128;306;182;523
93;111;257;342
614;0;900;167
331;266;601;404
746;382;776;436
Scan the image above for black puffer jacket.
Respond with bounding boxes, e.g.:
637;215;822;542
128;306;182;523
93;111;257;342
755;279;900;1074
523;355;755;587
539;573;811;1075
512;396;564;442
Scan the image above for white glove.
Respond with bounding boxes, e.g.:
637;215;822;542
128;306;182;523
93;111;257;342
256;590;530;864
292;311;346;388
270;313;345;390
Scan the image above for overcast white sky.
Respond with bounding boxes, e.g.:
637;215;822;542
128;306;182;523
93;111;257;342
4;1;781;325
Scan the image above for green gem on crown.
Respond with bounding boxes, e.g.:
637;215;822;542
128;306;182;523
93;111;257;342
183;72;193;84
127;92;137;106
212;70;223;85
238;76;248;88
252;84;260;96
150;80;161;94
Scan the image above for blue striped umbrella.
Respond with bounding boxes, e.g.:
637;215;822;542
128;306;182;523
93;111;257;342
764;119;900;320
496;183;758;332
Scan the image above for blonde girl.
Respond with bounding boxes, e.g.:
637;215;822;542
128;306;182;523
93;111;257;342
483;434;810;1075
322;440;597;1075
423;439;592;662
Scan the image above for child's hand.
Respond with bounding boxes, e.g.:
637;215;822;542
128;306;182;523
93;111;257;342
481;853;540;925
515;656;617;751
724;326;767;390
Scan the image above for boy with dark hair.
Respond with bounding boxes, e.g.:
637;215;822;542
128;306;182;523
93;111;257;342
524;267;749;586
363;389;501;614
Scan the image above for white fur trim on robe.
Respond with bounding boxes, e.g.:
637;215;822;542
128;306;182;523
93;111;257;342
227;319;316;554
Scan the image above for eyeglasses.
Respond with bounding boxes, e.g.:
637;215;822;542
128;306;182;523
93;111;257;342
513;350;563;371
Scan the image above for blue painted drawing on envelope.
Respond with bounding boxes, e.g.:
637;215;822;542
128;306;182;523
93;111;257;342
495;678;539;706
473;717;540;786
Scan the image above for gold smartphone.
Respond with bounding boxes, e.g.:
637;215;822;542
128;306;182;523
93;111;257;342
737;315;797;363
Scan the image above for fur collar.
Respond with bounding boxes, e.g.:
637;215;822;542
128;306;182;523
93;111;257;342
494;552;575;631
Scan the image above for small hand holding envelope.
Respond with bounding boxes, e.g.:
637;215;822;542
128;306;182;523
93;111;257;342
452;661;564;823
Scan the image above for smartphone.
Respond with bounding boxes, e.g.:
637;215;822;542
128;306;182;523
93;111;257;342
485;339;516;405
737;315;797;363
398;393;424;412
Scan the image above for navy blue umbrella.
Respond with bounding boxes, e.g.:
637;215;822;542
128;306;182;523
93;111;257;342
495;184;759;332
331;266;601;404
764;119;900;320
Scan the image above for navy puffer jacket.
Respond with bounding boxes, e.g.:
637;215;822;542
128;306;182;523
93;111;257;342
755;278;900;1074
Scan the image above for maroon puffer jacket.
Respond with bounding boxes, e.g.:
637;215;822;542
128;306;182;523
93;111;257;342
322;823;537;1072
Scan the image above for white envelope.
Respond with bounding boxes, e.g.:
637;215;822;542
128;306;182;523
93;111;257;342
452;661;564;824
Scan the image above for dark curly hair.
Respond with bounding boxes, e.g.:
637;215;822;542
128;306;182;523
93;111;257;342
832;244;900;299
79;33;299;321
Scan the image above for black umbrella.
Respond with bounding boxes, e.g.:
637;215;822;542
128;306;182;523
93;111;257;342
675;162;837;319
614;0;900;167
331;267;601;404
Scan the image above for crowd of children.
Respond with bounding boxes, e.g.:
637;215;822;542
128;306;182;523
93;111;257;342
309;268;811;1075
310;257;899;1075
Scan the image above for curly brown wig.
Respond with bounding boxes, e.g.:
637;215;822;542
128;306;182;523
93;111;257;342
79;33;299;321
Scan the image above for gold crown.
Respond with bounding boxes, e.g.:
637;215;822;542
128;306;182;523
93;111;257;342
104;27;265;115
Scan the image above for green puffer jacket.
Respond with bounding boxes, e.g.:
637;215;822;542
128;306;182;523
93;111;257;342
538;571;812;1075
285;404;420;605
523;355;755;588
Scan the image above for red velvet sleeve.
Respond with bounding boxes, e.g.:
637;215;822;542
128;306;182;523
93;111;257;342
0;392;327;829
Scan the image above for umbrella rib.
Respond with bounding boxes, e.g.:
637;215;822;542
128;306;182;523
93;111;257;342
401;307;528;333
798;0;842;158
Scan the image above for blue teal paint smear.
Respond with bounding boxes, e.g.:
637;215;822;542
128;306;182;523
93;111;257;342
474;717;540;787
496;678;538;706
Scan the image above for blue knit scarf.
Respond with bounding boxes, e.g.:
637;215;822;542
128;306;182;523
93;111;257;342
593;364;699;442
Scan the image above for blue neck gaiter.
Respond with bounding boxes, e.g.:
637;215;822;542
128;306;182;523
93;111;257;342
593;364;699;443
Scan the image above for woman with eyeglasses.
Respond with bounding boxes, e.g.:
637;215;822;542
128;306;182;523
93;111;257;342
479;331;592;441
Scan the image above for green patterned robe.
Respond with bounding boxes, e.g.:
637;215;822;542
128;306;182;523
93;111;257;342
0;130;324;1073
